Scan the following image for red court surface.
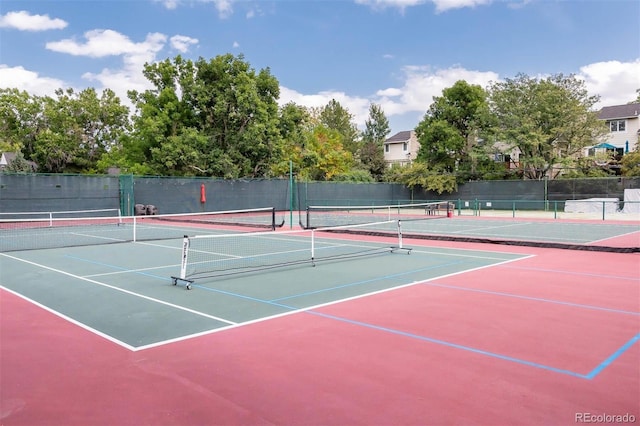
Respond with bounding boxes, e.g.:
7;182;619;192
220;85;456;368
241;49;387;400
1;243;639;425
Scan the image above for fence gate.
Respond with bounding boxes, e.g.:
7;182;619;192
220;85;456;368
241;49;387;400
119;174;135;216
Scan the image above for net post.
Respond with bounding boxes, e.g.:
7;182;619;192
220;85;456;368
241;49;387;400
398;219;403;250
179;236;190;280
311;229;316;264
272;207;276;231
133;215;137;242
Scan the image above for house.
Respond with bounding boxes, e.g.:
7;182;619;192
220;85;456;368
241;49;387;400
0;152;17;171
590;102;640;156
383;130;420;166
0;152;37;172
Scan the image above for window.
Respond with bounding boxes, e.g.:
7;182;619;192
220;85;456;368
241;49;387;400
402;142;408;152
609;120;626;132
384;144;389;153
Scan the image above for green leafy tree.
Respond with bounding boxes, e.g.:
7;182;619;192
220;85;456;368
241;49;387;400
489;73;607;180
384;162;457;194
127;54;282;177
360;103;390;181
621;147;640;176
270;102;311;177
4;151;34;173
297;125;353;181
26;88;130;173
0;88;45;159
319;99;360;156
415;80;494;181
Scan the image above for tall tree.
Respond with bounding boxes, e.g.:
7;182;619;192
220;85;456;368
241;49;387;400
271;102;311;177
25;88;129;173
415;80;494;180
360;103;390;181
127;54;282;177
319;99;360;156
489;73;607;179
0;88;45;159
298;125;353;181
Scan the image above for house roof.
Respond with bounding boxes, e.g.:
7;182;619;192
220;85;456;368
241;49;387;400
598;103;640;120
1;152;17;163
384;130;413;144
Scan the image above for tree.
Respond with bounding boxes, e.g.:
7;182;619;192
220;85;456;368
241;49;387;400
126;54;282;177
415;80;494;181
297;126;353;181
384;162;457;194
319;99;360;156
30;88;130;173
621;146;640;176
489;73;607;180
360;103;390;181
0;88;45;158
270;102;311;177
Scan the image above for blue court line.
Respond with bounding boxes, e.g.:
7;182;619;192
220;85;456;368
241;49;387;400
307;310;640;380
191;283;639;380
64;253;639;379
585;333;640;379
193;284;294;310
421;282;640;316
270;259;467;303
307;310;588;378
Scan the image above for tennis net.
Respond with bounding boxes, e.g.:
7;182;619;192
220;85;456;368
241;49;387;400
172;220;410;289
0;207;282;252
0;208;122;223
302;201;453;229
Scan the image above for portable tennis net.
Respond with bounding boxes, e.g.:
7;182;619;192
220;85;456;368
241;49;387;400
0;207;283;252
302;201;454;229
171;220;411;289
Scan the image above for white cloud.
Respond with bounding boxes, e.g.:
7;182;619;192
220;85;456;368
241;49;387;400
431;0;493;13
170;35;198;53
233;41;240;48
213;0;234;18
280;60;639;133
0;65;66;96
280;87;372;127
156;0;180;10
373;65;499;118
46;30;167;58
578;59;640;107
0;10;67;31
354;0;493;13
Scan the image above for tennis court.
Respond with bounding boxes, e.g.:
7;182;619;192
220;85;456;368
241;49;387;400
1;207;638;424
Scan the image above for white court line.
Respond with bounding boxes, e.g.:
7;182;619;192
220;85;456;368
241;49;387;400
1;239;534;352
0;252;237;327
588;229;640;245
0;284;137;351
135;253;535;351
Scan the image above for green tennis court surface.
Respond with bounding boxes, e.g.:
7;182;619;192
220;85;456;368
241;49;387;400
0;232;528;350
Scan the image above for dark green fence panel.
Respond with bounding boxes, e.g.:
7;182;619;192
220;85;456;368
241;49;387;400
0;174;119;213
1;174;638;215
119;174;135;216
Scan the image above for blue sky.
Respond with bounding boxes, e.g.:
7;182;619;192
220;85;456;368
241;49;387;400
1;0;639;135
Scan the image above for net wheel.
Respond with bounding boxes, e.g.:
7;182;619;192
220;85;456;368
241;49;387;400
186;284;192;290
